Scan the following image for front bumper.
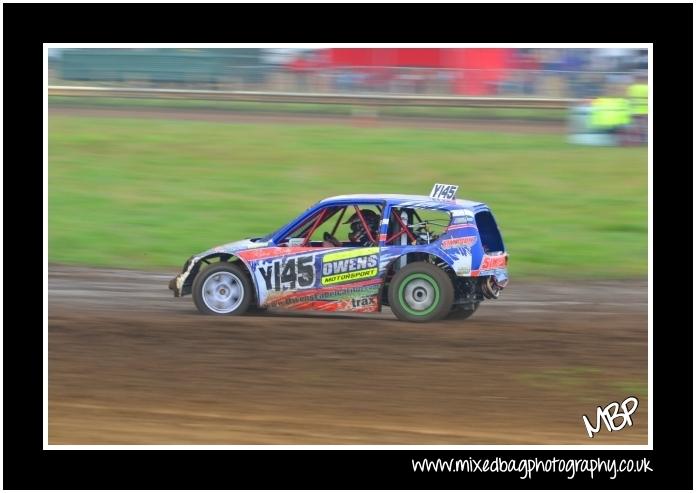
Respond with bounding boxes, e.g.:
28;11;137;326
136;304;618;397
168;275;182;297
169;256;197;297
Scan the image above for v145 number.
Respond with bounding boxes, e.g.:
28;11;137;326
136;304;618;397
258;255;315;291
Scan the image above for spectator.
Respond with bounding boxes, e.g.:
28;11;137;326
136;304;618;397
515;49;540;95
625;73;648;144
562;49;586;98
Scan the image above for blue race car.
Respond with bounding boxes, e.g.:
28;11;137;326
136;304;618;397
169;184;508;322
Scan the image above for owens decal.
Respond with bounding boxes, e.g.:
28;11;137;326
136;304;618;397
442;236;477;249
257;254;315;291
321;248;378;285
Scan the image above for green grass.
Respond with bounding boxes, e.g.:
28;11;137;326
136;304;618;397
516;367;602;390
49;96;567;121
48;115;647;278
515;368;647;404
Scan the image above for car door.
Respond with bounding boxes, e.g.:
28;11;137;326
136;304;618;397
256;202;383;312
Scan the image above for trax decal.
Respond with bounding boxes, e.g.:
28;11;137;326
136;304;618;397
351;296;378;308
321;248;379;286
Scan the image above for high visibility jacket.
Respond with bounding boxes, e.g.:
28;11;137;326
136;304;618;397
615;98;632;126
590;98;632;129
627;83;648;115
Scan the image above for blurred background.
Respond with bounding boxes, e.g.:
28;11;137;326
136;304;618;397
48;47;647;98
48;48;648;445
48;47;648;276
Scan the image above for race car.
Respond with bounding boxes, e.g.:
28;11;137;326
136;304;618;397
169;184;508;322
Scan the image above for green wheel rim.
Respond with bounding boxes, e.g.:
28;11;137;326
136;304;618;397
398;273;440;316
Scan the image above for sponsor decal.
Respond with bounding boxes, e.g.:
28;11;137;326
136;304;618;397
322;268;378;285
264;281;380;308
350;296;378;308
442;236;477;249
282;299;377;313
323;247;378;263
321;247;378;285
239;246;325;262
480;254;507;270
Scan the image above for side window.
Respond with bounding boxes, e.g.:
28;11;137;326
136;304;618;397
280;204;383;247
311;204;382;246
280;206;339;245
386;207;451;245
311;206;351;243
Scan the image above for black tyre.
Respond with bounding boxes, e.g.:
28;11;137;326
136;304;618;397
447;302;480;320
387;262;454;323
192;262;253;315
245;305;268;316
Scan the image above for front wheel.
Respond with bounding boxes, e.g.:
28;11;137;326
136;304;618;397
192;262;253;315
387;262;454;323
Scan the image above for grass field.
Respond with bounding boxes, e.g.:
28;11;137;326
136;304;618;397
48;115;647;278
48;96;567;121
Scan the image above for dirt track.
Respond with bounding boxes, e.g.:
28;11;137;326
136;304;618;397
49;106;565;133
48;265;648;445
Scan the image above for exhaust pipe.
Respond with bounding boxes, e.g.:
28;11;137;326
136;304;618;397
481;276;503;299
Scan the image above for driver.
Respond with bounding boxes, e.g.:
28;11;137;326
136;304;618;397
323;209;380;247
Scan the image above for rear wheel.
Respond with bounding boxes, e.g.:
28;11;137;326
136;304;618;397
192;262;252;315
388;262;454;323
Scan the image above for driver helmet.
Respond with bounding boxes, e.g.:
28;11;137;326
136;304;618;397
344;209;380;245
